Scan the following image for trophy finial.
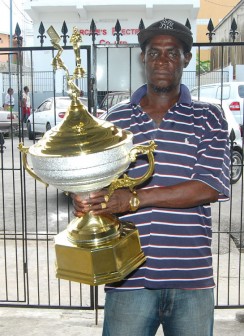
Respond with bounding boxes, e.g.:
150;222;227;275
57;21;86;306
70;27;86;78
47;25;85;100
47;26;67;71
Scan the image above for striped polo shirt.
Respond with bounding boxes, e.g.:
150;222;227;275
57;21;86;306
105;83;230;291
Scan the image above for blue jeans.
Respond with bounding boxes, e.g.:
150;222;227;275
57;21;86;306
102;288;214;336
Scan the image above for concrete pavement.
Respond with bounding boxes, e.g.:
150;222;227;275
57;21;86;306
0;238;244;335
0;306;244;335
1;223;244;336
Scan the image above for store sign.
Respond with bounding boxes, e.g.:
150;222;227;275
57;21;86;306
79;27;140;44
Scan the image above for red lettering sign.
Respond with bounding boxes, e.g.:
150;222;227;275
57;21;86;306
111;27;139;35
80;29;107;36
99;39;128;45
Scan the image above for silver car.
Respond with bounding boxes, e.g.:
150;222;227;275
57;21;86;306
27;97;69;140
192;96;243;184
190;82;244;133
0;109;19;136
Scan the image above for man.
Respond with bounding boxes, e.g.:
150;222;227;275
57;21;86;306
72;18;230;336
4;87;15;111
21;86;31;123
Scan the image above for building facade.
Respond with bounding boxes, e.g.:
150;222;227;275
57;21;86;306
197;0;240;43
210;0;244;79
23;0;199;78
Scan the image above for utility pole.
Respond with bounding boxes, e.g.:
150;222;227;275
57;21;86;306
10;0;13;64
10;0;13;47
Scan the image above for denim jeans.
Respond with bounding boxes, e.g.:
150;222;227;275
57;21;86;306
102;288;214;336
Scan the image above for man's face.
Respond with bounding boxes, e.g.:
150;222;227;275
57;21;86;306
141;35;192;92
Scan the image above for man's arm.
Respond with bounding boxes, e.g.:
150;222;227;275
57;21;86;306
72;180;218;216
138;180;218;209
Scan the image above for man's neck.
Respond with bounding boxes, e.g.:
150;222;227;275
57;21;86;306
139;84;181;126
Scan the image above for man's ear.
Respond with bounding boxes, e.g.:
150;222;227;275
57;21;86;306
140;52;145;64
184;52;192;68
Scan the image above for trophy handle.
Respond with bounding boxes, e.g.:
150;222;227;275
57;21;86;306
106;140;157;199
18;143;49;187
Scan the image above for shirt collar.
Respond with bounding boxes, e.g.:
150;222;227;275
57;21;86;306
130;83;192;106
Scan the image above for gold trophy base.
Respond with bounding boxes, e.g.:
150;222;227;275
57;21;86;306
54;221;146;286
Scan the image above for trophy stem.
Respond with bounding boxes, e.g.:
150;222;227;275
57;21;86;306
66;212;121;247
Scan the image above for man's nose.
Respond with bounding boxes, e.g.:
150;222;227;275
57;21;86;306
156;51;170;64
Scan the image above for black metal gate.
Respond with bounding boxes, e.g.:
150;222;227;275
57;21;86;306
0;20;243;317
0;44;99;313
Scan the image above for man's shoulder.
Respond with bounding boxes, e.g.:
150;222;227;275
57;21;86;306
106;101;133;121
190;99;228;131
191;98;225;116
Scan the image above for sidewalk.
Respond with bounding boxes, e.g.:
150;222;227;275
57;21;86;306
0;211;244;335
0;239;244;335
0;306;243;335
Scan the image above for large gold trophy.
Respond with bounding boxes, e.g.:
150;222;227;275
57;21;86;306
19;26;156;286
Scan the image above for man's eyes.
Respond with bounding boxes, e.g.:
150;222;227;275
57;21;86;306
147;49;180;59
148;51;159;58
168;50;179;57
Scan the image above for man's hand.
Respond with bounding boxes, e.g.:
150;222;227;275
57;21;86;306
71;188;133;217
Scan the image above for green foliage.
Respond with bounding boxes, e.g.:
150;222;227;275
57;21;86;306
196;56;211;74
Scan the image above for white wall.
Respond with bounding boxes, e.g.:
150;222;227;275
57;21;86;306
24;1;199;47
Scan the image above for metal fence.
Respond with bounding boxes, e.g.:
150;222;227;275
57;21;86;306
0;29;243;321
2;71;54;93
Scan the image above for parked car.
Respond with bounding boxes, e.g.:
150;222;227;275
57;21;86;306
79;97;104;118
0;109;19;136
98;97;131;119
190;82;244;135
192;96;243;184
99;91;131;111
26;96;103;140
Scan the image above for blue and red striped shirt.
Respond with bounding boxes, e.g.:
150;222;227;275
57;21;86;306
105;84;230;291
